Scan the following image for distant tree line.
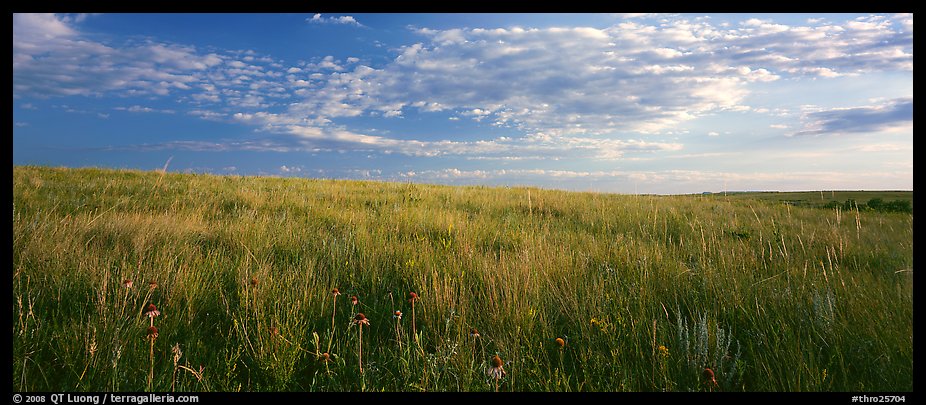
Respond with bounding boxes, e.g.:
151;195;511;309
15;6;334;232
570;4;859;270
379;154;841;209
823;198;913;213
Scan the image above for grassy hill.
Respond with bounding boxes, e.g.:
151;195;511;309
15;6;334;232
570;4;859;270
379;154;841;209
12;165;913;392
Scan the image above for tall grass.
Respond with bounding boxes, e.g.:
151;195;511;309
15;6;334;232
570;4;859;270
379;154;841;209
12;165;913;391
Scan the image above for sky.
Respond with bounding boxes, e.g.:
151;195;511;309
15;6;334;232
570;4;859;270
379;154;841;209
12;13;913;194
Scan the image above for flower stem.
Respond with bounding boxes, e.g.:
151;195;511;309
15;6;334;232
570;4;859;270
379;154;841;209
148;338;155;391
328;295;337;353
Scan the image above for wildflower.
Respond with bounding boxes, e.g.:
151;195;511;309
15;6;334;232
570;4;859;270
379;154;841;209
408;291;419;303
702;367;719;388
487;354;506;380
354;313;369;373
393;310;402;320
555;337;566;348
350;295;359;306
470;328;481;338
353;313;370;326
657;345;670;358
319;352;331;363
331;288;341;296
122;279;133;289
144;303;161;318
147;326;159;339
148;280;158;290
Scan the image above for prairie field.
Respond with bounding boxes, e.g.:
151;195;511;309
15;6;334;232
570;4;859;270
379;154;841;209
12;165;913;392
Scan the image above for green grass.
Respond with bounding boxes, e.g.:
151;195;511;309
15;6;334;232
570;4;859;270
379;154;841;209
12;165;913;392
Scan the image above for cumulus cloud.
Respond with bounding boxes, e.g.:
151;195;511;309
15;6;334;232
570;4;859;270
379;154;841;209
307;14;363;27
13;13;914;165
282;15;910;143
791;97;913;136
13;13;221;98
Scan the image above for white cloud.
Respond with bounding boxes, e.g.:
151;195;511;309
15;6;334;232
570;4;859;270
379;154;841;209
307;14;363;27
14;14;218;98
279;165;302;173
13;13;914;170
278;15;910;145
114;105;175;114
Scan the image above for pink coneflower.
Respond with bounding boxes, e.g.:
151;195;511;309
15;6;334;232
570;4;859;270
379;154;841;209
470;328;481;338
331;288;341;296
408;291;419;303
350;295;359;306
353;313;370;326
319;352;331;363
122;279;134;289
555;337;566;348
144;303;161;318
148;280;158;290
393;310;403;320
488;354;506;391
354;313;369;373
147;326;159;340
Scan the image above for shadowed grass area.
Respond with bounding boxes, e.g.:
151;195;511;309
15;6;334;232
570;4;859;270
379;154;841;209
13;165;913;392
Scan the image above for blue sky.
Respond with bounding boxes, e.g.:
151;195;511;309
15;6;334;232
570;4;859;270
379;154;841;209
13;13;913;194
